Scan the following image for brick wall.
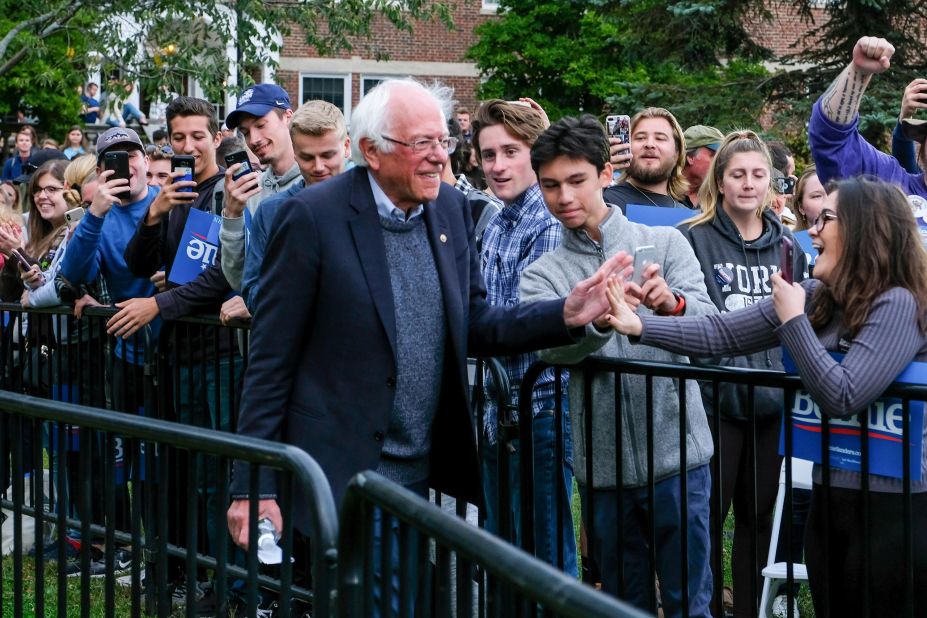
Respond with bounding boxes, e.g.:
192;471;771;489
278;2;495;111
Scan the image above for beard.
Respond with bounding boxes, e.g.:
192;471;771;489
628;155;675;185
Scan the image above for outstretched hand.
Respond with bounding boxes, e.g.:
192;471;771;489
604;276;643;336
770;272;805;324
563;251;632;328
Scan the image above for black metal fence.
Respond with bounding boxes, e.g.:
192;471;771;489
338;470;649;618
0;388;338;618
504;357;925;618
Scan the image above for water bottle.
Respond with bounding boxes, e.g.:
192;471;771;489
256;518;283;565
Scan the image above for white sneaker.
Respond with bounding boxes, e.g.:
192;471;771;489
772;594;800;618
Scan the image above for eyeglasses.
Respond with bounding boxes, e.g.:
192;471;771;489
382;135;458;155
32;185;65;197
811;209;838;233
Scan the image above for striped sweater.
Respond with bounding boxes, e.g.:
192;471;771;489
638;279;927;493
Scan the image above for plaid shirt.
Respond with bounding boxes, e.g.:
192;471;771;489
479;184;566;443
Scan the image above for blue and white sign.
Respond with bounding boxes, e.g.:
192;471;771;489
625;204;694;228
169;208;221;285
780;349;925;480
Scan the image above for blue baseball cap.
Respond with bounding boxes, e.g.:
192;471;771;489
225;84;292;129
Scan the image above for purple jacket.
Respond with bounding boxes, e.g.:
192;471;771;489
809;99;927;199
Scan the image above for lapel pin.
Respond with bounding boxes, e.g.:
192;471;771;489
439;233;447;243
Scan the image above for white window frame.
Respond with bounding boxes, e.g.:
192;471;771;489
298;73;352;123
481;0;499;14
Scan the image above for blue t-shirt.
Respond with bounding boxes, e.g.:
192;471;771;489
61;187;162;361
80;95;99;124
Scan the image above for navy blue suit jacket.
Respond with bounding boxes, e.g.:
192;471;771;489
231;166;573;529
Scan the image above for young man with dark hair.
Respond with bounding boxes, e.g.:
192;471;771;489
520;114;716;617
471;98;576;576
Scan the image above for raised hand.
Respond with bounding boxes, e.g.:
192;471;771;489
604;276;643;336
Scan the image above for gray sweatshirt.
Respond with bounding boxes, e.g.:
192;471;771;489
519;207;717;489
637;280;927;493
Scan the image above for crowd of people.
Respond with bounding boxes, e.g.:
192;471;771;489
0;33;924;617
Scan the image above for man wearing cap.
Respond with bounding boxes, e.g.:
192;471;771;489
60;127;161;413
682;125;724;209
220;83;301;292
2;127;38;182
809;35;927;199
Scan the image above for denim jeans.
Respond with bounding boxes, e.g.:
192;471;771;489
481;396;577;576
582;464;713;618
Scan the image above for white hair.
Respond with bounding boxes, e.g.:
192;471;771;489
350;79;455;167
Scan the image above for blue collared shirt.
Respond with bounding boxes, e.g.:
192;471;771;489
368;170;424;221
479;184;565;442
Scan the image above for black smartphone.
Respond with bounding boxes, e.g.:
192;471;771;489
103;151;130;186
172;155;195;193
780;236;794;284
774;176;796;195
224;150;254;182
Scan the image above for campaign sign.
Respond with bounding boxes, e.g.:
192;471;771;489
780;349;925;480
625;204;694;228
791;230;817;267
169;208;221;285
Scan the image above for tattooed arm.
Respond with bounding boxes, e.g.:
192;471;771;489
821;37;896;125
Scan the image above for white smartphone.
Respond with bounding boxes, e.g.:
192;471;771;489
632;245;658;286
65;206;85;226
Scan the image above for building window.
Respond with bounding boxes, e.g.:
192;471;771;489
299;74;351;119
481;0;499;12
362;77;387;97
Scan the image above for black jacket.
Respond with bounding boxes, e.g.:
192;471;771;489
677;207;808;421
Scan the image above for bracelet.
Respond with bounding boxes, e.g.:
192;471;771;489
658;294;685;317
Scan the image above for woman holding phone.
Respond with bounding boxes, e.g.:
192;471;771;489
0;160;70;307
676;130;807;617
605;176;927;616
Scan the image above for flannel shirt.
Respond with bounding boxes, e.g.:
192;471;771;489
479;184;566;443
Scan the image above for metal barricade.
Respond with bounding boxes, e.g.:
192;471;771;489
0;384;337;617
510;357;925;618
338;470;651;618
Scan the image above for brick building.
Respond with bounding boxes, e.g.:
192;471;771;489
273;0;500;125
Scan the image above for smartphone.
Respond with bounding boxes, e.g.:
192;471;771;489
780;236;794;284
632;245;658;286
606;114;631;145
224;150;254;181
103;151;130;186
10;248;37;268
65;206;85;226
774;176;796;195
172;155;195;193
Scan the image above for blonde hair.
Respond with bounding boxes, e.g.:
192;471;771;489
291;100;347;141
621;107;689;201
63;154;97;208
683;129;773;228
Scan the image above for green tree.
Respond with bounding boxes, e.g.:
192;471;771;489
0;0;452;135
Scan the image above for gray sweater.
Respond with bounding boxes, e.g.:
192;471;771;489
638;280;927;493
519;207;717;489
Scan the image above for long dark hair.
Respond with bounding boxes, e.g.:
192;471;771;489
809;177;927;336
25;160;69;260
